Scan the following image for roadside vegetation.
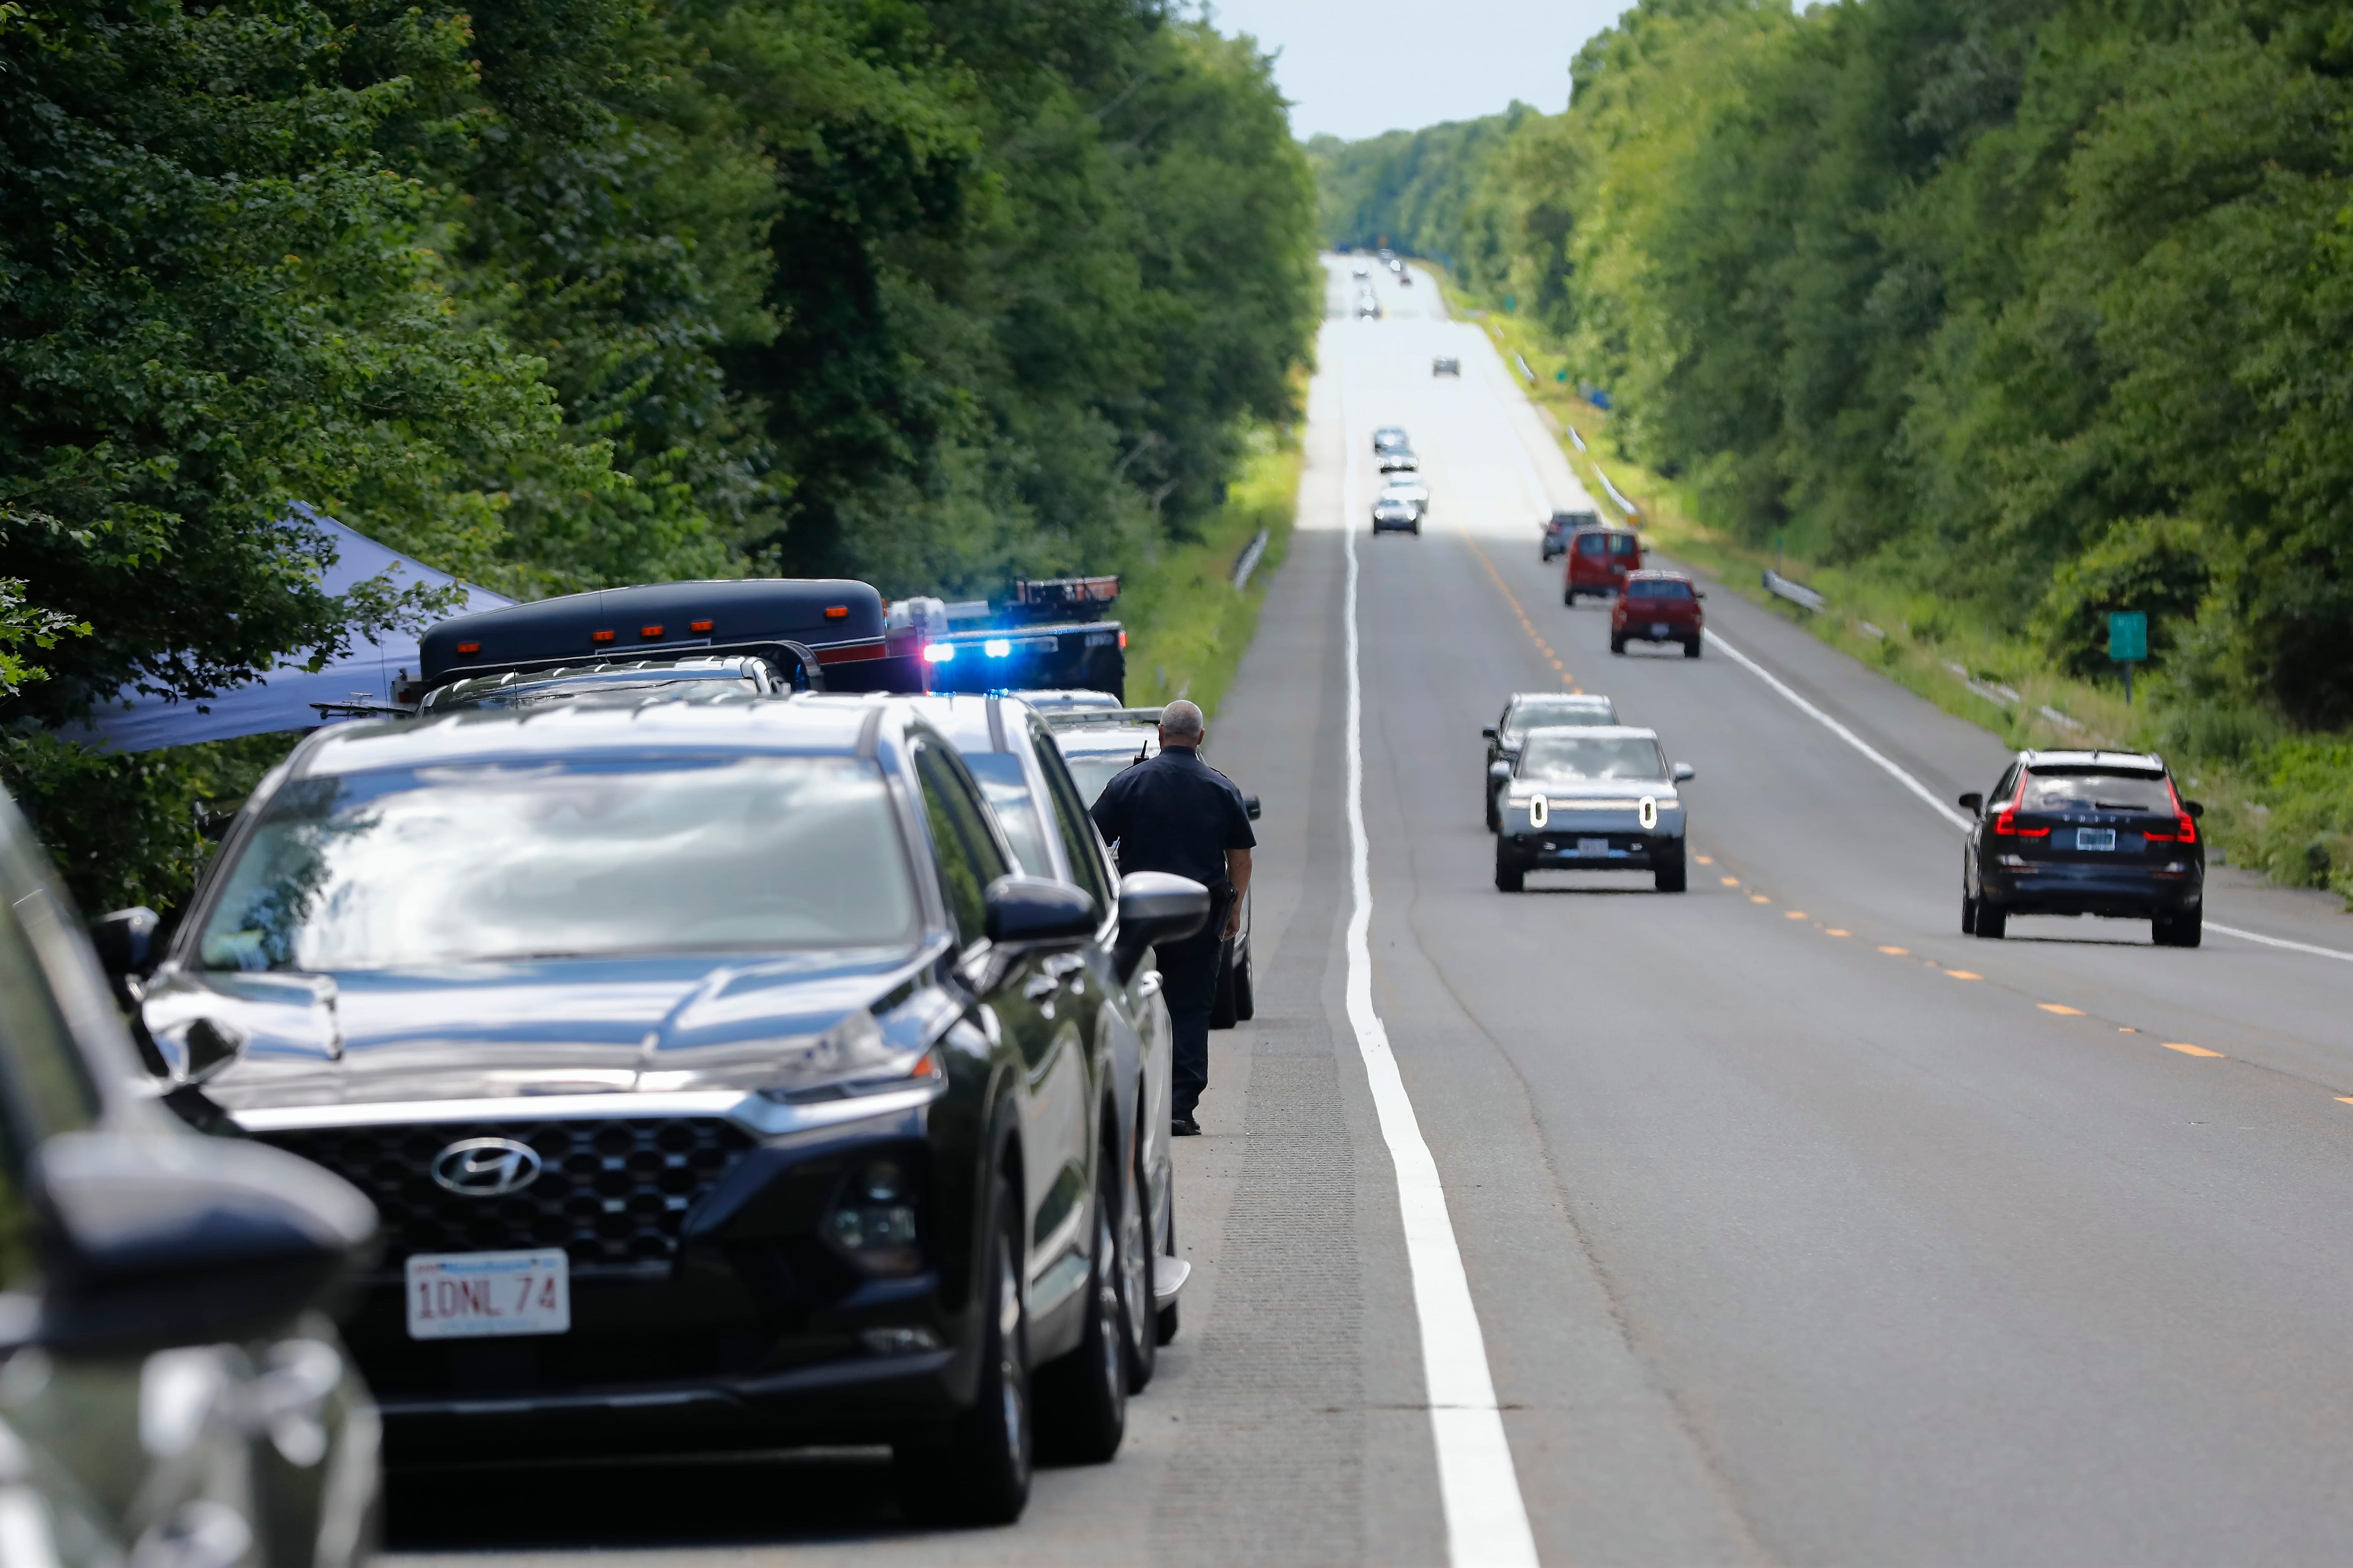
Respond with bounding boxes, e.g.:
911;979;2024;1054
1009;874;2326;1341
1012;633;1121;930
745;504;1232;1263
0;0;1320;912
1319;0;2353;905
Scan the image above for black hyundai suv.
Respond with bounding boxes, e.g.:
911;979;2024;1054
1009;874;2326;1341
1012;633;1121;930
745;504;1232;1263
121;693;1207;1524
1960;749;2206;946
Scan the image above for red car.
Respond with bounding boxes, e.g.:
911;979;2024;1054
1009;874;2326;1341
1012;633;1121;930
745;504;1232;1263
1610;570;1705;658
1562;527;1645;603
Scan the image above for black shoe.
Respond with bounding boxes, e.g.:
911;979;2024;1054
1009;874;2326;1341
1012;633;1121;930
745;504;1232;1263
1172;1116;1201;1137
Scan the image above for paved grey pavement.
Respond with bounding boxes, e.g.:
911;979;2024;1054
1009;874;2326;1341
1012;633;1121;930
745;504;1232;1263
388;257;2353;1566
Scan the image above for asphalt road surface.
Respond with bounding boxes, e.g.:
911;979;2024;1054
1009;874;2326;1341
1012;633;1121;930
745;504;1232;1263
388;257;2353;1566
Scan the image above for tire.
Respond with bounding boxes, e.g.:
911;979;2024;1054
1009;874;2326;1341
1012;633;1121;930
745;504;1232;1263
1610;636;1627;656
1962;894;1978;935
1975;902;2007;940
893;1179;1030;1526
1410;522;1421;535
1684;638;1702;659
2154;907;2203;948
1495;848;1525;893
1655;850;1687;893
1563;587;1576;606
1035;1157;1127;1464
1120;1108;1157;1391
1484;784;1501;833
1156;1188;1179;1346
1232;947;1254;1022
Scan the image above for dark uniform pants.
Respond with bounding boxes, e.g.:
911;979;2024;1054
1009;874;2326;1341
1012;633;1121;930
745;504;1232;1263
1155;890;1230;1122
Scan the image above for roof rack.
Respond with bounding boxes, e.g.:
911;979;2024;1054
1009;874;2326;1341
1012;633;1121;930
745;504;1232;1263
1041;705;1164;729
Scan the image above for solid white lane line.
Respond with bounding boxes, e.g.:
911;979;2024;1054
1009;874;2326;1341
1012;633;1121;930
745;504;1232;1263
1702;628;2353;963
1701;628;1974;830
1341;351;1542;1568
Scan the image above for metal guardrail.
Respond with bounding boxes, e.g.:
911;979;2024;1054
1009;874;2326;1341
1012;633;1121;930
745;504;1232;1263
1762;569;1825;612
1595;468;1641;521
1565;425;1587;453
1231;528;1270;591
1515;353;1536;385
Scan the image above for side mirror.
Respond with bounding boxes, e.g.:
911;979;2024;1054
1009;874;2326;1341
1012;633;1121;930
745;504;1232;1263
1481;726;1498;742
983;876;1098;945
1489;761;1512;781
2183;800;2205;820
90;907;160;982
32;1131;376;1355
1958;792;1984;815
1112;871;1211;982
1243;794;1262;822
1671;762;1695;783
1697;591;1709;600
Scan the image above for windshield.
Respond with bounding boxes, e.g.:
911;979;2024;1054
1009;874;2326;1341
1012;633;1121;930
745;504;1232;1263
961;753;1054;875
2020;769;2166;813
1058;742;1152;806
1518;733;1668;783
1505;700;1616;737
196;755;916;970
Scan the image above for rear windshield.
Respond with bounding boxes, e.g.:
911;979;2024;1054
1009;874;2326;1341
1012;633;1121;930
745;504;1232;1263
1505;700;1616;736
426;674;760;712
1627;580;1694;600
1517;734;1667;783
197;755;916;970
1575;533;1640;558
962;753;1053;876
2019;769;2167;813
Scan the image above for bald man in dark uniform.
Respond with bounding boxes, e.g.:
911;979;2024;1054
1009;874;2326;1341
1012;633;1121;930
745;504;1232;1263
1090;699;1254;1135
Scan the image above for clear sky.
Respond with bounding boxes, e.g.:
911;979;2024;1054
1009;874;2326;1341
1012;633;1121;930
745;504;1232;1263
1202;0;1633;143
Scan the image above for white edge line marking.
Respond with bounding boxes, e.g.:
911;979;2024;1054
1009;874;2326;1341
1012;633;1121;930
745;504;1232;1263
1341;344;1542;1567
1702;628;2353;963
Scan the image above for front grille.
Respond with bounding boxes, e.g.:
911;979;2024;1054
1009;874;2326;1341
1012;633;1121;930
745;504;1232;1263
260;1118;756;1271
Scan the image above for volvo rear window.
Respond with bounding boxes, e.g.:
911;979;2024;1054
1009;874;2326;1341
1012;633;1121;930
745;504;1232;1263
196;755;917;970
2020;770;2166;813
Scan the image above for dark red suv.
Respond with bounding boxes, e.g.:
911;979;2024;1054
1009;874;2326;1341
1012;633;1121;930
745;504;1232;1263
1610;570;1704;657
1563;527;1645;602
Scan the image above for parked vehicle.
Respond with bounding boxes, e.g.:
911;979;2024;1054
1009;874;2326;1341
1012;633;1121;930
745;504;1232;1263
0;787;381;1568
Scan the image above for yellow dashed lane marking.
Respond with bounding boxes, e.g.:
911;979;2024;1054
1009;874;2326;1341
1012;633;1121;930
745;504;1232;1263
1946;970;1982;980
1749;894;1771;905
1825;928;1849;937
1784;910;1807;920
2162;1042;2224;1058
1878;945;1909;956
1459;527;1580;692
1694;855;1714;865
2038;1003;2084;1016
1720;876;1740;887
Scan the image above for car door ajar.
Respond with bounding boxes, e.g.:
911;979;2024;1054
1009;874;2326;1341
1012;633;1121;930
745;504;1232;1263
911;742;1094;1334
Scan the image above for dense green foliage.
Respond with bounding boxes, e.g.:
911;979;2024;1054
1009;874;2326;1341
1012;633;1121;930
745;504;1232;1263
1316;0;2353;733
0;0;1317;914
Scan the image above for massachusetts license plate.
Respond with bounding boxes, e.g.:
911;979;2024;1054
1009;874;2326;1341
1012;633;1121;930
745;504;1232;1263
1578;837;1609;856
2078;828;2117;851
406;1249;570;1340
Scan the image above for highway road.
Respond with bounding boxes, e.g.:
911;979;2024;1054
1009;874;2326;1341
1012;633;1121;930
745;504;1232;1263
388;256;2353;1566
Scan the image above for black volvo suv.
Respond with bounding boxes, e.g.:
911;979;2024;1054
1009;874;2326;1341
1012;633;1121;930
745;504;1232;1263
1961;749;2206;946
119;693;1206;1524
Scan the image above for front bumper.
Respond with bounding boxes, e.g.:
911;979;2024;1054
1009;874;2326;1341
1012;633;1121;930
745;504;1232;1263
1500;828;1683;869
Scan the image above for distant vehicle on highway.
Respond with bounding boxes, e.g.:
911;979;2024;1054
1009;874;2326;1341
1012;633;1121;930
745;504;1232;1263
1380;477;1429;520
1562;524;1645;603
1481;692;1620;830
1959;750;2206;945
1432;356;1458;376
1045;710;1258;1030
1397;270;1413;286
1491;726;1694;893
1355;295;1381;321
1611;570;1706;658
1350;263;1370;279
137;696;1210;1524
1377;449;1420;475
1372;493;1422;535
1541;508;1600;561
1387;258;1405;275
1372;426;1410;454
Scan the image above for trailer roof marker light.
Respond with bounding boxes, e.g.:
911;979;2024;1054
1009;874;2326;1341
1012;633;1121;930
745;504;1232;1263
591;629;616;644
455;642;481;656
689;619;714;633
825;606;850;619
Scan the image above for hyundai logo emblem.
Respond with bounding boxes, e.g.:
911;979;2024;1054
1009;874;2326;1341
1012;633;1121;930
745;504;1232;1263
430;1137;544;1197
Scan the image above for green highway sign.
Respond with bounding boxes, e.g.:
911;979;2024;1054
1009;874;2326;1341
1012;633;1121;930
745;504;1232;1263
2108;610;2148;663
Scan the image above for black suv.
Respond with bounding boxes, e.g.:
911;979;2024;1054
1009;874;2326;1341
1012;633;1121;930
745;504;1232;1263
1960;750;2206;945
124;693;1207;1524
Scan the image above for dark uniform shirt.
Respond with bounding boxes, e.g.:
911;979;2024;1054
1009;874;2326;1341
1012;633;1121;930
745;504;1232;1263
1090;747;1255;892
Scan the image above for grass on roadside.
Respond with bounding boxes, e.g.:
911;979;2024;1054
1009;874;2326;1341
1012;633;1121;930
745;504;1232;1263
1117;423;1299;722
1440;273;2353;906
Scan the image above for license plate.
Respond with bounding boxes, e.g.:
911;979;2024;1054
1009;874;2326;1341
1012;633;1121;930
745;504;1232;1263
406;1249;570;1340
2077;828;2117;851
1649;623;1670;638
1578;837;1609;856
